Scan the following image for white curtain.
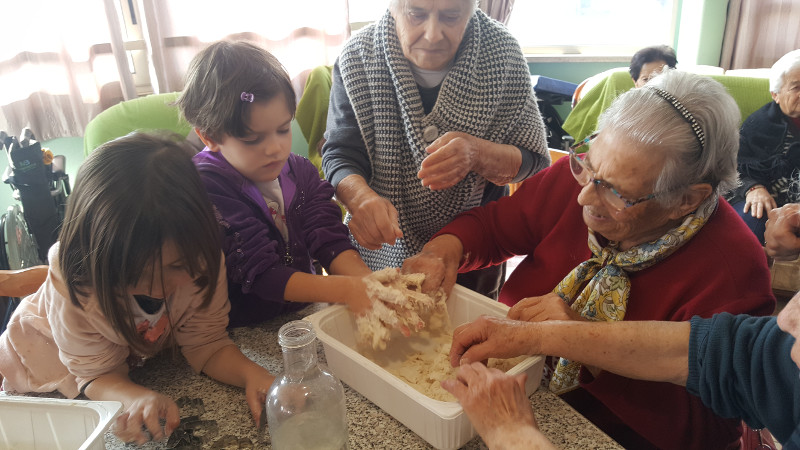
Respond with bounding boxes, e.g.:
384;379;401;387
139;0;350;96
0;0;350;141
721;0;800;70
479;0;515;24
0;0;130;141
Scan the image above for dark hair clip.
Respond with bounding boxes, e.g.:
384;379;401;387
240;91;255;103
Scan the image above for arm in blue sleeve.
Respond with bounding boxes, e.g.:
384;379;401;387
687;314;800;444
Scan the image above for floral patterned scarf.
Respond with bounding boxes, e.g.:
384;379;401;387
548;194;718;394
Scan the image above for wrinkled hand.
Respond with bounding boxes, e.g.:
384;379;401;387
401;234;462;295
418;132;480;191
401;253;451;295
507;293;583;323
449;315;535;368
765;204;800;260
112;390;180;445
244;368;276;427
441;363;540;449
402;250;457;298
744;186;777;219
348;192;403;250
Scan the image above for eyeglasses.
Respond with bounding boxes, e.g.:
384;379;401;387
568;133;657;211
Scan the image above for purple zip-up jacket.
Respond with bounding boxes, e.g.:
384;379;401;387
193;150;355;326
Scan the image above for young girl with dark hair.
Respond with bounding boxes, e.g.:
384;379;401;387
179;41;373;326
0;132;275;445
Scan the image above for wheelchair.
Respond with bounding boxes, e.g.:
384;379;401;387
0;128;70;333
531;75;579;150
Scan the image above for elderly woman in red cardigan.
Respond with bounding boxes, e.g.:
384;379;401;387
404;69;776;450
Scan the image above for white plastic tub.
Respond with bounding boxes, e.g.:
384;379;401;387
0;396;121;450
305;284;544;450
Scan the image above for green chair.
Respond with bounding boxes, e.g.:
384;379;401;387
563;71;634;144
83;92;191;156
83;92;308;156
562;70;773;145
295;65;333;179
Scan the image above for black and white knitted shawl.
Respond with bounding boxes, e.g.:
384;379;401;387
338;9;548;270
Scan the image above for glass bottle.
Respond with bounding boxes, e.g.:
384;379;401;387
266;320;348;450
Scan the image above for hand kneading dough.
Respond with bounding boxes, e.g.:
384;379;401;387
355;270;526;402
356;268;447;350
384;330;527;402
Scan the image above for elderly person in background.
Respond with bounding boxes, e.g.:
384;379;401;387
630;45;678;88
562;45;678;144
404;70;776;449
728;49;800;244
321;0;549;299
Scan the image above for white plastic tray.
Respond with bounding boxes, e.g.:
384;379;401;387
0;396;122;450
305;284;544;450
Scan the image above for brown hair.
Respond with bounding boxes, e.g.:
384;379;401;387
177;40;297;142
58;132;222;355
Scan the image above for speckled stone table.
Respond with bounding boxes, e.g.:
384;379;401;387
20;302;624;449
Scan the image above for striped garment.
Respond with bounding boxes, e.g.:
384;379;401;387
338;9;548;269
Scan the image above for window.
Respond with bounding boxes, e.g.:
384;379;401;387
507;0;677;56
348;0;389;31
118;0;152;96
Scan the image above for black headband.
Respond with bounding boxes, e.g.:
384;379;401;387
645;86;706;150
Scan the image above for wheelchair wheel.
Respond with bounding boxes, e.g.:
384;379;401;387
3;204;43;270
0;212;9;271
0;205;42;333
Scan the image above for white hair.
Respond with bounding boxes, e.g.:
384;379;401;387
597;69;740;207
770;49;800;93
389;0;478;15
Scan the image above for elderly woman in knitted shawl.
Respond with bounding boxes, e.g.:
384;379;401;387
404;70;777;449
321;0;549;299
727;49;800;244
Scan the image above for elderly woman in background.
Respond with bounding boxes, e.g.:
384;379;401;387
404;70;776;449
629;45;677;88
321;0;549;299
728;49;800;243
562;45;677;144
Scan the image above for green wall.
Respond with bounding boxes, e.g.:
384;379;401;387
674;0;728;66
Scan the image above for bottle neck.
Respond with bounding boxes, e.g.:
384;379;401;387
277;320;320;378
281;339;318;377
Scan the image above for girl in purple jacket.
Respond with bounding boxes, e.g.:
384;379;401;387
178;41;373;326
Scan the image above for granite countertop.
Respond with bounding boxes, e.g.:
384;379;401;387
15;302;623;449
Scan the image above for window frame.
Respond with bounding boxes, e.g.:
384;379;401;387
508;0;680;60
